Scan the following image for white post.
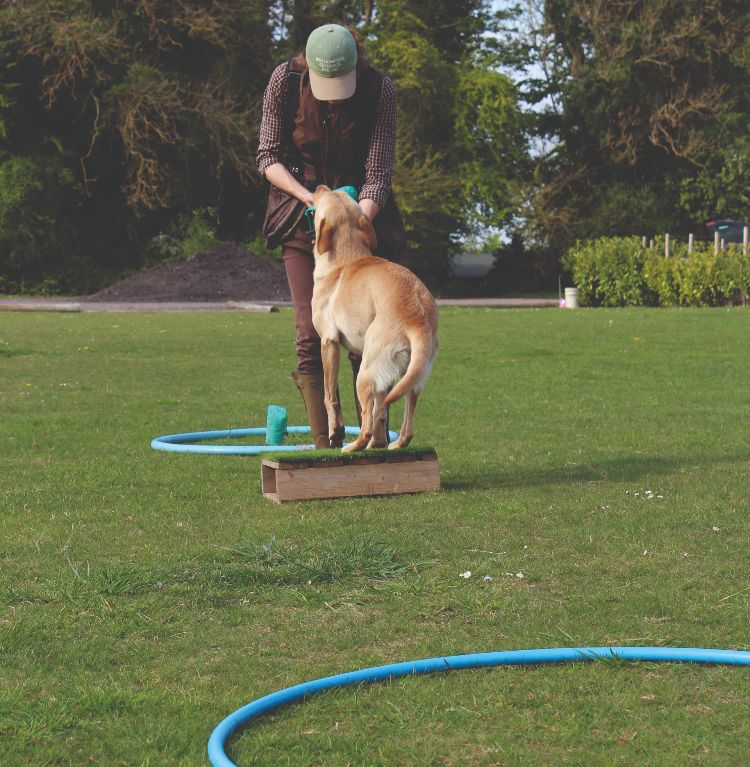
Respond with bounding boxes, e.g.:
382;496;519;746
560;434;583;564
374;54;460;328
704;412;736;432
642;235;647;248
714;230;720;254
650;238;654;249
688;233;694;254
664;233;670;258
721;238;726;251
744;226;748;257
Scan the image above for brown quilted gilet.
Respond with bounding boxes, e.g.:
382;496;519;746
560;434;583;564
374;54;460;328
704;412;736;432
289;55;382;189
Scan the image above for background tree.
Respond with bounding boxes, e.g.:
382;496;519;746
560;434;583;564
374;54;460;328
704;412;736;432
520;0;750;255
0;0;527;294
8;1;750;297
0;0;274;293
366;0;527;283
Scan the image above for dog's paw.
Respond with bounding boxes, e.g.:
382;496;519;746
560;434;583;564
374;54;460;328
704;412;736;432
388;433;412;450
329;426;345;448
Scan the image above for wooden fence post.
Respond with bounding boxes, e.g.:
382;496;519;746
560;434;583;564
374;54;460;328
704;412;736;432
744;226;748;257
688;233;694;254
664;233;670;258
714;231;720;254
642;236;647;248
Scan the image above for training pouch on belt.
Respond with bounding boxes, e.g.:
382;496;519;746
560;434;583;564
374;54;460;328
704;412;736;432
261;61;311;249
262;183;307;249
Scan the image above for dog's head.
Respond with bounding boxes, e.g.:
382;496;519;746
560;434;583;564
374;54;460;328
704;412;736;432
312;185;377;255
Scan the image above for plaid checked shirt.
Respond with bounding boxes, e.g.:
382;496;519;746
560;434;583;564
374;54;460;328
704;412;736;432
256;63;397;208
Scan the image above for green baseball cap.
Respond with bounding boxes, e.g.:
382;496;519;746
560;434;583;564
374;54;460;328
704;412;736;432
305;24;358;101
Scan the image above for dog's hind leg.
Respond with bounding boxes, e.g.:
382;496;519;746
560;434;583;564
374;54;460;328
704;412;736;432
388;389;418;449
321;337;345;448
366;390;389;449
342;370;374;452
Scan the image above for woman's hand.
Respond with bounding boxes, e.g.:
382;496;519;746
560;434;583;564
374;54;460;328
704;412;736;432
264;163;313;206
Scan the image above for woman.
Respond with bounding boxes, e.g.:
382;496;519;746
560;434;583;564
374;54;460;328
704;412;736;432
256;23;404;447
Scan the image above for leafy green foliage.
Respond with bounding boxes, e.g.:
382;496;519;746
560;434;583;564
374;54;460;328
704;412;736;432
0;153;77;293
0;0;528;294
564;236;750;306
0;0;273;293
143;207;221;266
679;136;750;223
453;55;528;227
367;0;526;285
523;0;750;253
5;0;750;296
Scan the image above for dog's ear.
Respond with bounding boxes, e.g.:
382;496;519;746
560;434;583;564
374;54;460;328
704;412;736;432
316;217;334;254
358;214;377;250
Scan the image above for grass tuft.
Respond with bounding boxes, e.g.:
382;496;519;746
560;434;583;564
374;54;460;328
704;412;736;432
263;444;435;463
221;535;419;584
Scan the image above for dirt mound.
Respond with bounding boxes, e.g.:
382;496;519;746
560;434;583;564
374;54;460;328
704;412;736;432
83;243;291;303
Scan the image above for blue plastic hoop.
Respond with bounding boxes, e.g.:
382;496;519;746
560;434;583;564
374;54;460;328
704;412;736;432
151;426;398;455
207;646;750;767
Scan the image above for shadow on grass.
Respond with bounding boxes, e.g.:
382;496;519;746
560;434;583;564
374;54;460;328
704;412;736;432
443;450;750;491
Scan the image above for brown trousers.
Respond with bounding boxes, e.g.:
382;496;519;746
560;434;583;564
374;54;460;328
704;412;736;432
283;223;360;373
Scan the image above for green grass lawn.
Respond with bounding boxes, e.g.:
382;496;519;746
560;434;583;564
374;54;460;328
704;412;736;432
2;307;749;766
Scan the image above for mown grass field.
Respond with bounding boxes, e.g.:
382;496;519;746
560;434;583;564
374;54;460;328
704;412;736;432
2;307;749;766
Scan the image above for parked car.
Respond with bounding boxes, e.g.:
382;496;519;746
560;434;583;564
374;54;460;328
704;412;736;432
705;219;750;243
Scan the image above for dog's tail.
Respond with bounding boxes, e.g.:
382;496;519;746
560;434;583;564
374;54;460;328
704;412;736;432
384;326;436;406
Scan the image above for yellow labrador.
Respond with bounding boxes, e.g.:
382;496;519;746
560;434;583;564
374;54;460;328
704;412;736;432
311;185;438;452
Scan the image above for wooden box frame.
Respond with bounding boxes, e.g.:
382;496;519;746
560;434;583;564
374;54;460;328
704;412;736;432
261;450;440;503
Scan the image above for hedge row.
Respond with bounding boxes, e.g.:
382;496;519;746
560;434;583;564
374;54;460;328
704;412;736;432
563;237;750;307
